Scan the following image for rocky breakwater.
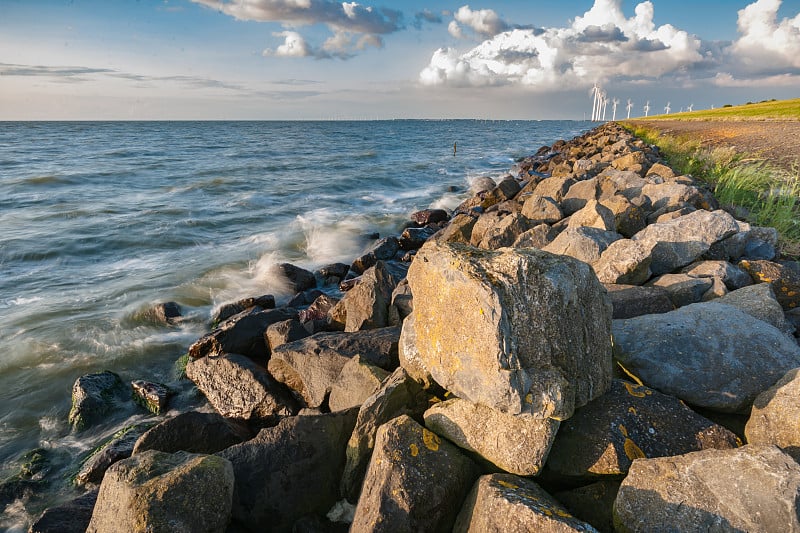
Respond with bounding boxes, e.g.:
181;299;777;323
21;121;800;532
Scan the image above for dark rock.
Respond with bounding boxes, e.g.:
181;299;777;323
739;259;800;311
69;371;127;431
411;208;449;226
317;263;350;285
339;276;361;292
276;263;317;293
599;195;647;238
299;294;340;324
30;490;99;533
367;237;400;261
133;411;251;455
554;480;620;533
218;410;358;532
646;273;713;308
130;380;173;415
265;318;312;352
287;289;324;308
387;278;413;327
681;259;752;290
455;474;599;533
603;284;674;319
0;448;51;510
481;178;521;209
716;282;794;335
187;352;298;423
351;415;478;533
151;302;182;325
398;226;437;250
188;306;297;361
213;294;276;324
350;252;377;275
75;423;153;486
328;355;390;412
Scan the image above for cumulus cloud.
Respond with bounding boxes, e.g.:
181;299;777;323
730;0;800;73
451;5;510;38
421;0;703;89
193;0;400;58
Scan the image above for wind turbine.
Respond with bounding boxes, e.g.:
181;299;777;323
612;98;620;121
643;100;650;117
601;91;608;121
590;83;601;121
664;102;671;114
687;103;694;112
626;99;633;119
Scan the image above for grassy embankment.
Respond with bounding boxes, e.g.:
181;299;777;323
622;99;800;257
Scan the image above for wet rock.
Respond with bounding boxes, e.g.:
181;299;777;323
328;356;390;412
130;380;173;415
745;367;800;461
213;294;276;325
716;283;794;335
340;368;425;502
189;306;298;361
317;263;350;285
268;327;400;409
265;318;311;352
69;371;127;431
646;273;713;308
398;226;437;250
554;480;620;533
368;237;399;261
351;415;478;533
76;423;153;486
543;226;622;265
612;301;800;413
407;241;612;419
411;208;449;226
87;451;234;533
151;302;182;325
613;445;800;533
520;195;564;225
545;380;738;480
739;259;800;310
133;411;251;455
275;262;317;293
30;489;98;533
0;448;51;510
424;397;559;476
187;352;298;423
454;473;599;533
593;239;652;285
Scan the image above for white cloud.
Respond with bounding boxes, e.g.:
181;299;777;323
420;0;703;89
730;0;800;72
713;71;800;87
453;5;510;38
448;20;464;39
265;31;313;57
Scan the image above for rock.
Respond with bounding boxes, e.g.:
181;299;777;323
469;211;504;247
334;262;396;332
562;178;598;215
328;356;390;412
478;212;531;249
612;301;800;413
407;240;613;419
68;371;127;431
520;195;564;225
398;226;437;250
742;226;779;260
681;259;752;290
554;480;620;533
470;176;496;194
130;380;173;415
188;306;297;361
340;368;425;502
86;451;234;533
218;410;357;532
76;423;153;486
598;195;647;238
454;473;599;533
597;169;646;200
265;318;311;352
133;411;251;455
647;203;696;224
151;302;182;325
745;367;800;460
717;283;794;335
613;445;800;533
299;294;340;325
739;259;800;310
424;397;559;476
213;294;276;324
187;352;298;422
397;314;435;388
512;223;557;249
641;182;707;212
0;448;51;509
611;151;647;173
532;176;576;203
645;162;675;180
268;327;400;409
543;226;622;265
545;379;739;480
317;263;350;285
568;200;616;231
275;262;317;293
411;208;449;226
604;284;674;319
350;252;377;275
433;213;476;245
387;278;413;327
367;237;399;261
631;210;740;275
481;178;521;209
351;415;478;533
30;490;98;533
646;273;713;308
593;240;652;285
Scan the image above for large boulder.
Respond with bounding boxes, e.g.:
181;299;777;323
68;371;127;431
478;212;531;249
545;379;739;480
132;411;251;455
76;423;153;486
406;240;613;419
454;473;599;533
717;282;794;335
543;227;622;265
188;307;297;361
568;200;616;231
274;262;316;293
328;355;390;412
739;259;800;310
213;294;275;324
424;397;559;476
604;284;674;319
612;302;800;413
350;415;478;533
86;451;234;533
333;261;396;332
187;352;298;422
613;445;800;532
745;367;800;461
268;327;400;409
631;209;740;275
218;411;358;532
30;490;98;533
593;239;652;285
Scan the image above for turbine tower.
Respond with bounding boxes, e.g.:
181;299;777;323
601;91;608;121
687;103;694;112
612;98;620;121
590;83;601;121
626;99;633;119
644;100;650;117
664;102;671;114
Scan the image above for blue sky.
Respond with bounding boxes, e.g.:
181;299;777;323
1;0;799;119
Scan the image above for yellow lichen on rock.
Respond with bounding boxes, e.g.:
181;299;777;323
422;428;440;451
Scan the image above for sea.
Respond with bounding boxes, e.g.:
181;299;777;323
0;119;590;529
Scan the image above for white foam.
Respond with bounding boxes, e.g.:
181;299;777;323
299;210;368;266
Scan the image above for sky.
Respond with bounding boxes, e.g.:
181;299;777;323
1;0;799;120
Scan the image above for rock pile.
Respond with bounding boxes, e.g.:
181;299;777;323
37;122;800;532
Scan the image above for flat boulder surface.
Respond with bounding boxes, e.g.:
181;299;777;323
351;415;478;533
546;379;739;479
406;240;612;419
132;410;251;455
613;445;800;533
612;301;800;413
454;473;599;533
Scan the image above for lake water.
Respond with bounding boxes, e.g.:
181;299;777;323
0;119;590;528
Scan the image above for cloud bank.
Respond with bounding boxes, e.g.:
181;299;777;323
420;0;800;91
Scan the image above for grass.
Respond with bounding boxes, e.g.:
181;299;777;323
637;98;800;121
624;123;800;257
